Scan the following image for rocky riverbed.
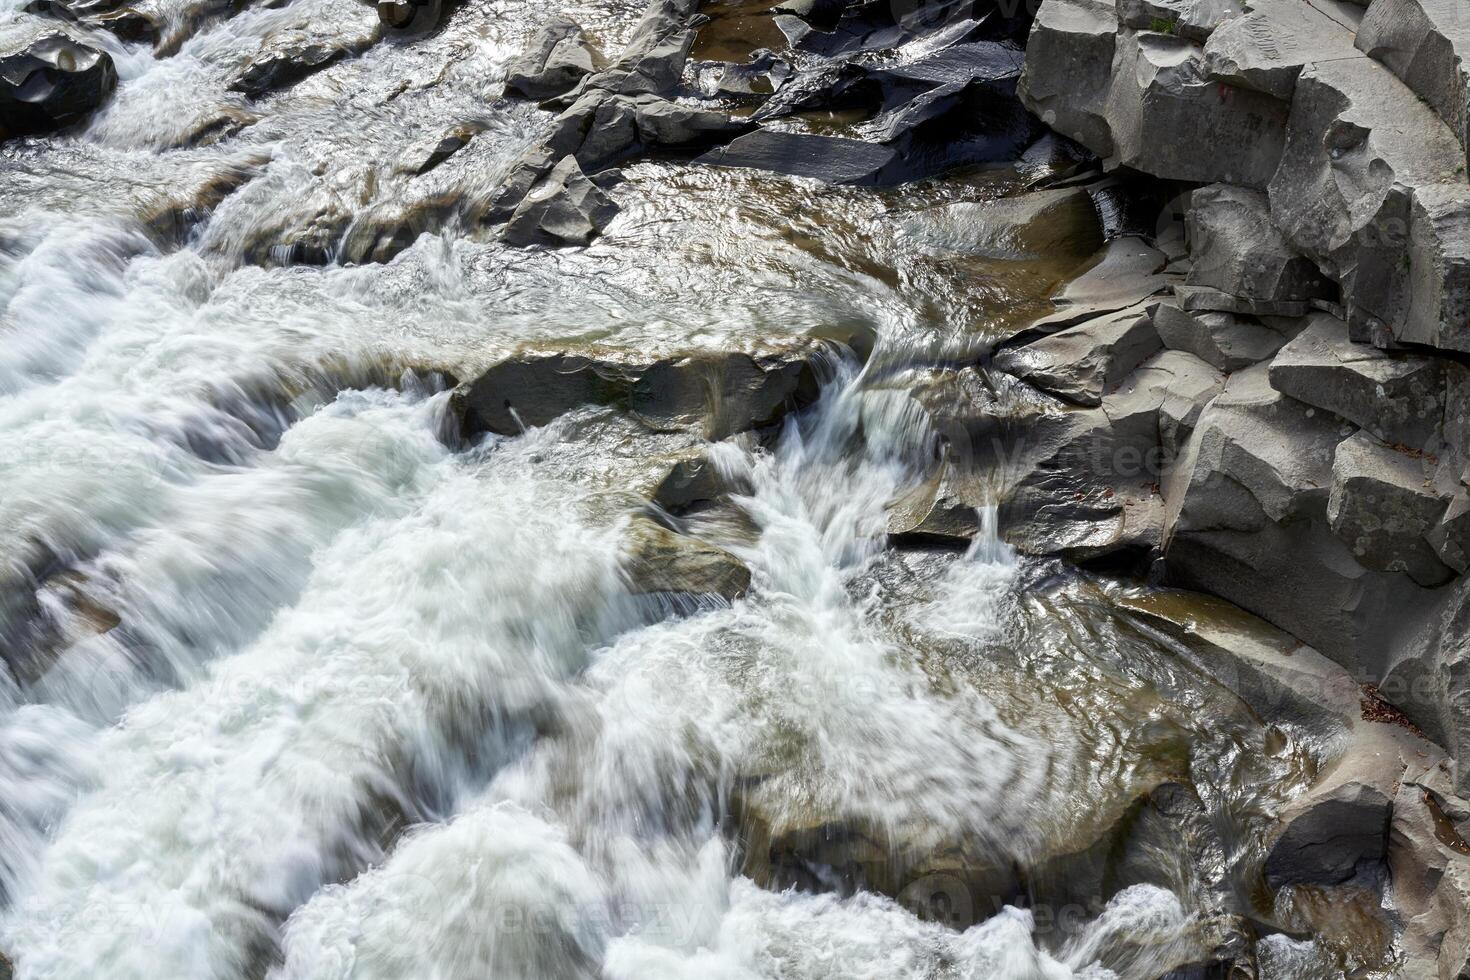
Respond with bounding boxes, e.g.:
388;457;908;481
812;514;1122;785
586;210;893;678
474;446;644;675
1;0;1469;976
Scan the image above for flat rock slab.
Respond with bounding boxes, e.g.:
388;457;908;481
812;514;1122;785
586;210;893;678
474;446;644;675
1202;0;1363;100
693;129;900;185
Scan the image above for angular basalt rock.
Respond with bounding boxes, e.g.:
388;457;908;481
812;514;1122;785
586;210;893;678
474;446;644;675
622;515;750;600
1267;58;1463;280
1389;780;1470;980
451;341;829;441
501;155;619;248
1267;314;1447;451
1103;30;1289;189
1116;0;1243;43
694;129;900;185
1327;431;1453;586
504;15;606;101
1017;0;1118;157
1151;303;1291;373
1355;0;1470;174
0;26;117;140
1201;0;1363;101
993;305;1162;408
1181;184;1336;316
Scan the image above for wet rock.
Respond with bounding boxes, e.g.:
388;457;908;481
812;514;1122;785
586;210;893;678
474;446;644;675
1022;238;1169;337
1267;58;1463;280
1201;0;1363;101
0;27;117;140
908;185;1103;260
1017;0;1118;157
1267;315;1447;451
649;450;736;512
1150;303;1291;373
886;449;987;544
25;0;154;43
504;15;606;101
501;155;619;248
622;515;750;600
691;49;791;101
1180;184;1336;317
1389;779;1470;980
452;341;828;441
396;127;473;176
582;0;700;99
1263;762;1394;889
694;129;899;185
1355;0;1470;173
1103;30;1289;189
1327;431;1453;587
376;0;444;32
229;0;382;97
993;305;1162;408
1116;0;1243;43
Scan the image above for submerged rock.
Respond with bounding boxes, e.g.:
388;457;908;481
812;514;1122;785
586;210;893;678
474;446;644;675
622;515;750;600
0;27;117;140
228;0;382;97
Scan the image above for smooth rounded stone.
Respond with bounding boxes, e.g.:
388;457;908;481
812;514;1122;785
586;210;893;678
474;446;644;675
885;451;986;544
904;185;1103;260
1103;30;1289;190
1150;303;1292;373
620;515;750;600
1201;0;1363;101
451;340;829;441
501;155;620;248
1267;58;1464;279
648;447;745;512
0;26;117;140
1356;0;1470;173
1017;0;1118;157
1388;779;1470;980
993;305;1162;408
1350;181;1470;354
1266;314;1448;451
504;15;606;101
228;0;382;97
1182;184;1336;317
1116;0;1243;43
1263;767;1394;889
1327;431;1454;587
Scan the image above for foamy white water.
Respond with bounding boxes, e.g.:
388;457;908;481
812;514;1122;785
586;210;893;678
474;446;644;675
0;0;1333;974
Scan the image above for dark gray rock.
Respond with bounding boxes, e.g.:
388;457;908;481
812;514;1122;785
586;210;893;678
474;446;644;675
1151;303;1291;373
1327;431;1453;586
1181;184;1336;317
1020;238;1169;338
583;0;699;99
452;341;828;441
1116;0;1243;43
1017;0;1118;157
1267;314;1447;451
1103;30;1289;189
1201;0;1363;101
504;15;606;101
501;156;619;248
0;26;116;140
1388;779;1470;980
994;305;1162;407
1355;0;1470;174
228;0;381;97
693;130;900;185
1263;770;1392;888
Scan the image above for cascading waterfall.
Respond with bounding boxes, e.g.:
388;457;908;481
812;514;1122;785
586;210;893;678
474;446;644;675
0;0;1338;975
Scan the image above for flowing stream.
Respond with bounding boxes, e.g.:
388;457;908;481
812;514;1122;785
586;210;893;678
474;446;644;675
0;0;1347;977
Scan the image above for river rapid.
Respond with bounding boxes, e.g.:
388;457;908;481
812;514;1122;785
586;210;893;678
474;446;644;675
0;0;1354;977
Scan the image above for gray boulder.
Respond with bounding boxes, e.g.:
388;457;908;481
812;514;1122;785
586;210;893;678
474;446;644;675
1151;303;1291;372
504;16;606;101
1327;431;1453;586
1116;0;1243;43
1017;0;1118;157
1267;314;1447;451
1201;0;1363;101
693;129;900;185
583;0;699;99
1022;238;1169;337
1349;181;1470;354
1388;779;1470;980
904;185;1103;260
1263;762;1393;888
1103;30;1289;189
1181;184;1336;317
993;306;1162;407
886;450;987;544
1267;58;1464;280
228;0;381;97
622;516;750;601
1355;0;1470;174
0;26;117;140
501;156;619;248
451;341;828;441
1429;491;1470;576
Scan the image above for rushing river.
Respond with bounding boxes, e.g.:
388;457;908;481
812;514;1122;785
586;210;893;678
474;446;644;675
0;0;1354;977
